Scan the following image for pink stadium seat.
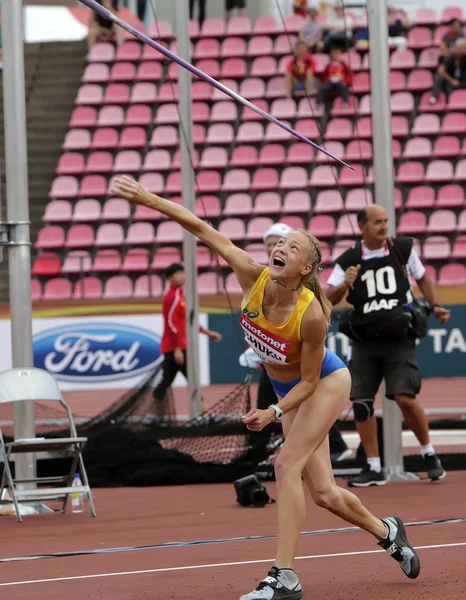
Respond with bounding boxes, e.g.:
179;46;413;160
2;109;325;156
200;146;228;169
459;210;466;233
157;83;179;103
352;72;370;94
452;236;466;259
142;43;168;62
270;98;297;120
221;58;247;79
314;190;344;213
241;99;269;120
109;62;136;83
280;216;304;229
195;58;221;79
102;198;131;221
390;50;416;70
337;214;359;237
62;129;91;151
286;143;315;165
61;250;92;275
345;188;373;212
172;149;199;170
195;196;221;218
133;275;163;298
423;236;451;261
150;125;179;147
193;124;207;146
83;64;109;84
396;161;425;184
406;186;435;209
155;104;179;124
69;107;96;128
56;153;85;175
222;169;250;192
266;121;295;142
221;272;241;295
403;137;432;159
219;218;246;241
65;224;95;249
296;97;324;119
32;253;61;277
250;57;277;78
324;118;353;140
442;112;466;134
426;160;454;183
152;247;181;271
229;145;257;168
119;126;146;149
143;149;171;172
91;249;122;273
86;151;113;173
136;61;163;82
309;166;337;187
316;142;344;163
194;38;220;59
282;191;311;214
428;209;457;233
236;122;263;144
244;243;268;265
407;27;433;49
49;176;78;199
418;91;446;113
412;114;440;136
438;264;466;286
226;16;252;36
441;6;463;23
206;123;234;144
358;94;372;116
246;217;274;241
131;83;157;104
139;172;164;195
91;127;119;150
308;215;335;238
265;76;287;99
196;170;221;193
355;117;372;139
254;16;278;35
43;200;72;223
113;150;141;172
253;192;282;215
391;116;409;137
433;136;460;158
73;277;103;299
43;278;72;301
116;41;141;62
97;106;124;127
88;42;114;63
407;69;433;92
35;226;65;250
391;92;414;113
329;240;354;262
455;159;466;181
251;168;279;191
436;184;465;208
76;84;103;105
331;96;358;117
148;20;173;38
79;174;106;197
95;223;124;247
125;222;155;245
247;36;274;57
191;102;210;122
345;140;372;161
221;37;247;58
72;199;101;222
418;47;441;70
197;273;219;295
414;8;438;26
223;194;253;216
212;78;238;101
200;18;225;37
211;101;237;122
273;34;298;56
339;165;366;187
156;221;184;244
397;211;427;235
103;84;130;105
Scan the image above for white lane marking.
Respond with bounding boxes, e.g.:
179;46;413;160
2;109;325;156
0;541;465;587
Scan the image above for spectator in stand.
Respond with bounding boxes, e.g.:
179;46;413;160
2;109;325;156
439;18;464;65
293;0;308;18
430;38;466;104
285;41;316;99
324;4;355;53
225;0;246;20
87;0;123;54
316;45;352;107
387;5;410;52
190;0;207;29
299;6;325;53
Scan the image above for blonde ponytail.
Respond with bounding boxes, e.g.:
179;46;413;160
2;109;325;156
296;230;332;324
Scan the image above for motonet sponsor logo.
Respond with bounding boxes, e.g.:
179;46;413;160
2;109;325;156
240;315;291;365
240;316;290;351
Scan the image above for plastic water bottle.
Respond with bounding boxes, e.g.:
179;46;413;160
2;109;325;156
71;473;84;514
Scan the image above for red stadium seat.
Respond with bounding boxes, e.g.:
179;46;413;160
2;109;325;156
157;82;179;103
282;191;311;214
247;36;274;58
339;165;366;187
102;198;131;221
442;112;466;134
109;62;136;83
353;72;370;94
133;275;163;298
391;116;409;137
218;218;246;241
72;199;101;222
195;196;221;218
197;273;219;295
280;216;304;230
222;272;242;295
36;226;65;250
433;136;460;158
91;127;119;149
324;118;353;140
223;194;253;216
98;106;124;127
221;58;248;79
56;153;85;175
345;188;373;212
79;174;107;197
407;69;433;92
119;126;146;149
423;236;451;261
155;104;180;125
222;169;250;192
251;168;280;191
296;97;324;119
156;221;184;244
73;277;103;299
61;251;92;275
406;186;435;209
407;27;433;49
139;173;165;195
418;91;446;112
91;249;121;273
221;37;247;58
452;236;466;259
286;143;315;165
241;99;269;121
250;57;277;78
396;161;425;184
257;143;285;166
266;76;287;99
65;224;95;249
196;170;222;193
226;16;252;36
83;64;109;84
253;192;282;215
438;264;466;286
32;253;61;277
403;137;432;159
229;145;258;168
104;84;130;105
195;58;221;79
116;41;141;62
194;38;220;59
270;98;297;120
428;210;457;233
345;140;372;161
152;247;181;271
436;184;465;208
136;62;163;82
246;217;274;241
308;215;336;238
336;214;359;237
314;190;344;213
43;278;72;301
69;107;97;128
86;151;113;173
125;222;155;245
244;244;268;266
441;6;463;23
397;211;427;235
63;129;91;151
43;200;72;223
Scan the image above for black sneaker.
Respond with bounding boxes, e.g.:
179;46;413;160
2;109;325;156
239;567;303;600
347;464;387;487
423;453;446;482
378;516;421;579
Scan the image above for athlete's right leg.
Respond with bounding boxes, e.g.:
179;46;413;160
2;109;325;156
153;352;179;402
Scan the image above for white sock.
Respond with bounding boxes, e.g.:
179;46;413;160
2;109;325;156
367;457;382;473
276;568;300;590
421;443;435;457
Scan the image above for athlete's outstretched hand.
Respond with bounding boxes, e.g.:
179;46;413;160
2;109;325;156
112;175;157;208
242;407;275;431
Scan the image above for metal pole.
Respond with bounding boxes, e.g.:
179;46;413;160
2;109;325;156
174;2;202;418
367;0;417;482
2;0;36;481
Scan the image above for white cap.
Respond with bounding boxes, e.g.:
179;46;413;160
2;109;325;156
263;223;292;243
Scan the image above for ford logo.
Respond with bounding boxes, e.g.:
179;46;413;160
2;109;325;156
33;323;162;383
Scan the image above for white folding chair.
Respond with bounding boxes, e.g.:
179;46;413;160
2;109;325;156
0;368;96;522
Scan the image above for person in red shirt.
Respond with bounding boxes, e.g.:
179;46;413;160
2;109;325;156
293;0;308;18
153;263;222;404
285;41;316;99
316;45;352;107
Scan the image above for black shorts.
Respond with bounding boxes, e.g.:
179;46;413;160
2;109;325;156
226;0;246;10
349;337;421;401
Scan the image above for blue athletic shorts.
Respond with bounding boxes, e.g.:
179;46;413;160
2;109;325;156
269;349;346;398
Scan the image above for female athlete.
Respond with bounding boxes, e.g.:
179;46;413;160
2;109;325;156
112;176;420;600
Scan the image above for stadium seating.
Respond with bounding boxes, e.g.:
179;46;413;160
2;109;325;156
33;9;466;299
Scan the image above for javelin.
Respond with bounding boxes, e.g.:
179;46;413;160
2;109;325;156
79;0;352;168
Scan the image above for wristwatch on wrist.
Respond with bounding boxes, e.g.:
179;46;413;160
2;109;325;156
432;303;444;309
268;404;283;421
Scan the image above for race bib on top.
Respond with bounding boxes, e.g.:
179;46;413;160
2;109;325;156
240;314;292;365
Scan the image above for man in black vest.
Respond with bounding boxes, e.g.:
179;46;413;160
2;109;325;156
326;205;451;487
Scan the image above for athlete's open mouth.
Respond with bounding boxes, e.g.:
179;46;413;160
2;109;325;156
272;256;285;267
